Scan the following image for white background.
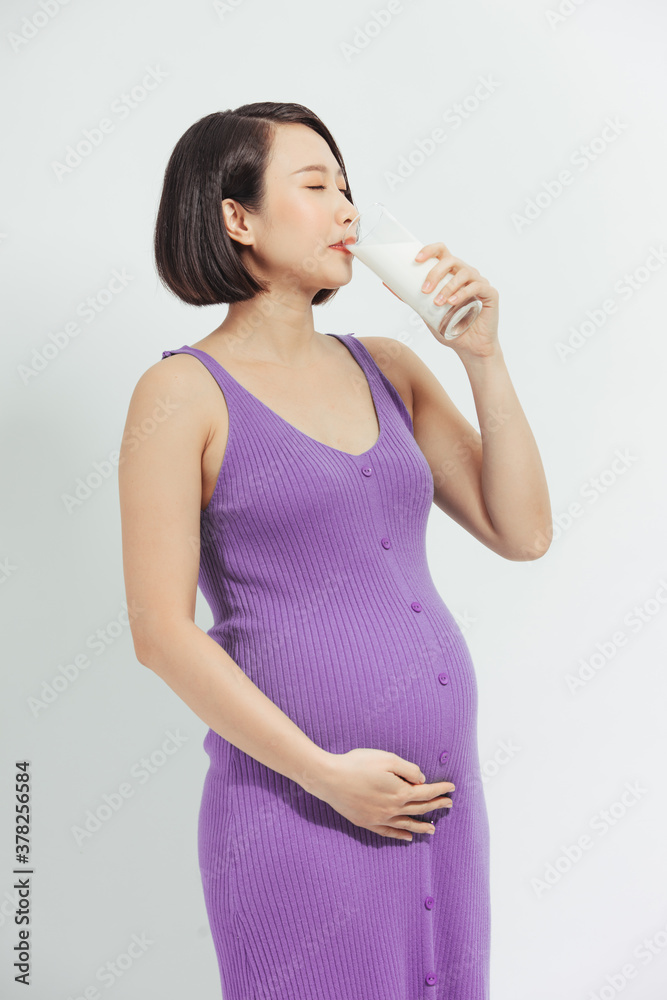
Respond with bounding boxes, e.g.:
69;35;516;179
2;0;667;997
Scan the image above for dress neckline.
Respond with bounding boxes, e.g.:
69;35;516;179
184;333;383;459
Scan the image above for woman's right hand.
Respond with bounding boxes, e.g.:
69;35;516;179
309;748;455;841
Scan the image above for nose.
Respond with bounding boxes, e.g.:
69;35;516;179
338;193;358;226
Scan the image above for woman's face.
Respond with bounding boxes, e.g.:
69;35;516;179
225;122;358;298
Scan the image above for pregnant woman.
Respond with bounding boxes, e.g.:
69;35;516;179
119;102;551;999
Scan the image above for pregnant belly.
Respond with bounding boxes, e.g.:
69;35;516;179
229;601;481;786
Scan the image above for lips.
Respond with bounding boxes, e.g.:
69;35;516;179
329;242;353;254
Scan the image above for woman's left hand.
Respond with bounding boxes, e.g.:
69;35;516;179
382;242;500;359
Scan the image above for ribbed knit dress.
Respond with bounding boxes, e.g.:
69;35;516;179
161;332;491;1000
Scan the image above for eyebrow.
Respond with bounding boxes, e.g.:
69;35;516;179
291;163;345;177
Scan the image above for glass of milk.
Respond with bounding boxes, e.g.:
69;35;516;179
341;203;483;342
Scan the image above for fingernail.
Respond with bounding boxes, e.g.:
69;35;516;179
420;773;426;782
422;281;431;292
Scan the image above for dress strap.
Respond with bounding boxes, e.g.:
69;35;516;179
329;334;414;436
162;336;414;438
161;345;250;404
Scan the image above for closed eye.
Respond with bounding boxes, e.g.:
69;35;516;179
307;186;349;193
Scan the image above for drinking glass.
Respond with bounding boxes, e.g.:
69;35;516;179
342;203;483;342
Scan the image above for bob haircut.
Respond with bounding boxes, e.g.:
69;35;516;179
154;102;355;307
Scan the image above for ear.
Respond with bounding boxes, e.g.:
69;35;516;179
221;198;255;247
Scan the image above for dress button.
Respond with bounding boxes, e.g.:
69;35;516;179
381;537;391;549
424;896;434;910
410;601;422;613
361;466;373;477
437;672;449;685
439;750;449;764
425;972;437;986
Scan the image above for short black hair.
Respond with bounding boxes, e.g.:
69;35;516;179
153;102;354;307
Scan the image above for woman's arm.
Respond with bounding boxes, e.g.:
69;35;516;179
366;242;552;561
410;343;552;561
118;356;330;795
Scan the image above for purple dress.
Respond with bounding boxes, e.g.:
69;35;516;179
161;333;491;999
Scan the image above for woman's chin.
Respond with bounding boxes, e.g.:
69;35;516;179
323;267;354;289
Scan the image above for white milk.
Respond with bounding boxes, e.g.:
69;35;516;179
347;239;456;332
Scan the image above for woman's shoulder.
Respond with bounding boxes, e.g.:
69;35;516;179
123;349;223;444
132;348;219;403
